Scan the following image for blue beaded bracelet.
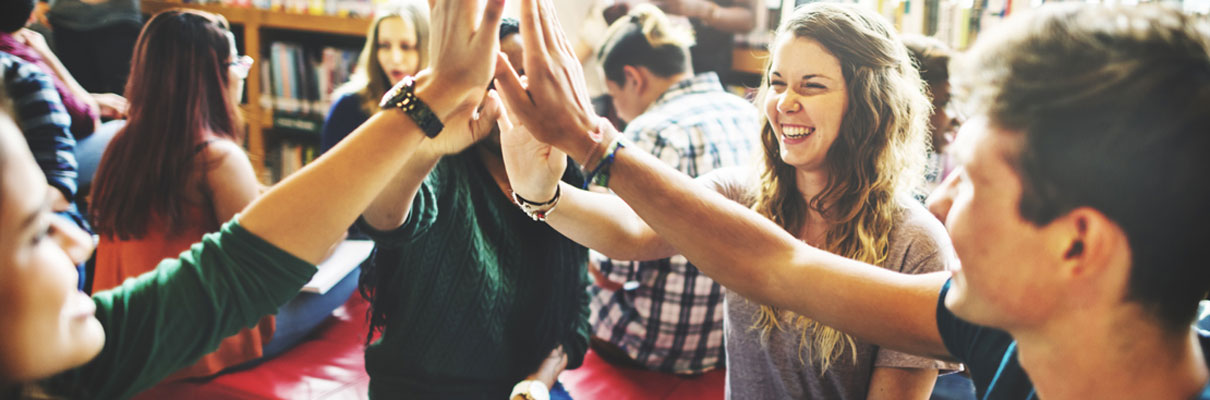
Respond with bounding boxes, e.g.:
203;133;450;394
583;138;624;189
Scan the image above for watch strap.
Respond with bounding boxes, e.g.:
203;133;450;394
379;75;444;138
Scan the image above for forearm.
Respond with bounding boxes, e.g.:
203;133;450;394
544;181;677;261
702;4;757;34
599;145;952;359
361;146;441;231
866;367;939;400
237;109;431;263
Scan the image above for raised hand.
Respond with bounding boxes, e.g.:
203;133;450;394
416;0;507;122
498;99;565;202
526;345;568;390
492;0;605;165
421;89;502;158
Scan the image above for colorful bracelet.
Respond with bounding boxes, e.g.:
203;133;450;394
583;137;624;189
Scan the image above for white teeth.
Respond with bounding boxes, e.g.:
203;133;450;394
783;126;813;139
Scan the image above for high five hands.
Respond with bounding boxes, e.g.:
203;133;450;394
407;0;506;158
493;0;619;168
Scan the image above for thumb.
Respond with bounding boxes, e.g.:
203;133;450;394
492;90;514;132
472;90;502;137
493;52;530;117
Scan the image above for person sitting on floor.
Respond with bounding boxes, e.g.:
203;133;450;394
0;0;511;397
587;4;759;375
87;10;355;382
496;1;1210;398
353;13;590;399
500;2;959;398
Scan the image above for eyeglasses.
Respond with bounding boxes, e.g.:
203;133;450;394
228;55;254;79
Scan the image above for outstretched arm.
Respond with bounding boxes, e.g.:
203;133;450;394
494;0;952;360
498;115;676;261
239;0;506;264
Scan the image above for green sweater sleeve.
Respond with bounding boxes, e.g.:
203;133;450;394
50;221;317;399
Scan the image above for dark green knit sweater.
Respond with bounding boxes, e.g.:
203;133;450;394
359;150;590;399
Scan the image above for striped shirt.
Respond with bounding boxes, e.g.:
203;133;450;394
591;72;760;374
2;52;88;232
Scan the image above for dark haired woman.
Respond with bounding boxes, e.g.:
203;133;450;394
88;10;278;380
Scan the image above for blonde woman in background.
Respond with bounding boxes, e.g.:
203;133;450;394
320;0;428;153
500;3;958;398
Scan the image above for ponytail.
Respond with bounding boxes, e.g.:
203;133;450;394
598;4;695;84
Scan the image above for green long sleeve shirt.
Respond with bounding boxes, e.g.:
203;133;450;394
48;221;316;399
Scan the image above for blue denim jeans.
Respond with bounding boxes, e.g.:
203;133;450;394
550;381;572;400
262;266;361;358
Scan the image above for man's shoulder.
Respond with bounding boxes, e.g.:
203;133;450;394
635;92;756;131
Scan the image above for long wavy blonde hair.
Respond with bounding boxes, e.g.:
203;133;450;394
749;3;931;372
339;0;430;115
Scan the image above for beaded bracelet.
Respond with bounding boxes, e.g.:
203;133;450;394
583;137;624;189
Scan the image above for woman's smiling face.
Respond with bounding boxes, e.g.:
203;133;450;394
763;35;849;172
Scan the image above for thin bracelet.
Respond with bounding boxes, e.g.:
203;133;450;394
579;119;612;174
584;138;624;189
593;141;624;188
513;184;562;221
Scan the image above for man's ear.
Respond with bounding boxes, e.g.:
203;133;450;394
1056;207;1126;280
622;65;645;93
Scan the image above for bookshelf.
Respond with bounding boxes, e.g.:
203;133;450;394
142;0;370;181
151;0;1168;180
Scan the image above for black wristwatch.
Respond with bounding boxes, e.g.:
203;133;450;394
379;75;444;138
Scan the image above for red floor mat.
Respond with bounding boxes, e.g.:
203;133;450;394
134;295;373;400
134;296;724;400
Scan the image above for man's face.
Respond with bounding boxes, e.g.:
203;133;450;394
933;117;1067;330
604;69;647;123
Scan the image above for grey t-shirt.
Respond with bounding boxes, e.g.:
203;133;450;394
700;167;961;400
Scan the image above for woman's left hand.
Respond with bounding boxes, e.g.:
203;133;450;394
499;99;566;204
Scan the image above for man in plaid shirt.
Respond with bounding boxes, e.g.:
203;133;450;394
589;5;760;374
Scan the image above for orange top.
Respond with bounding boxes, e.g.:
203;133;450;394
94;201;275;380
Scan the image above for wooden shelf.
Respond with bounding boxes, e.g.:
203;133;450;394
732;46;769;76
141;1;371;36
141;0;369;182
141;1;767;181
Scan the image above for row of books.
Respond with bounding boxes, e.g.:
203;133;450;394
740;0;978;51
264;140;320;182
181;0;396;17
259;41;360;132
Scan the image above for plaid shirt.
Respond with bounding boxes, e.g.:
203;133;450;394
591;72;760;374
2;52;88;231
